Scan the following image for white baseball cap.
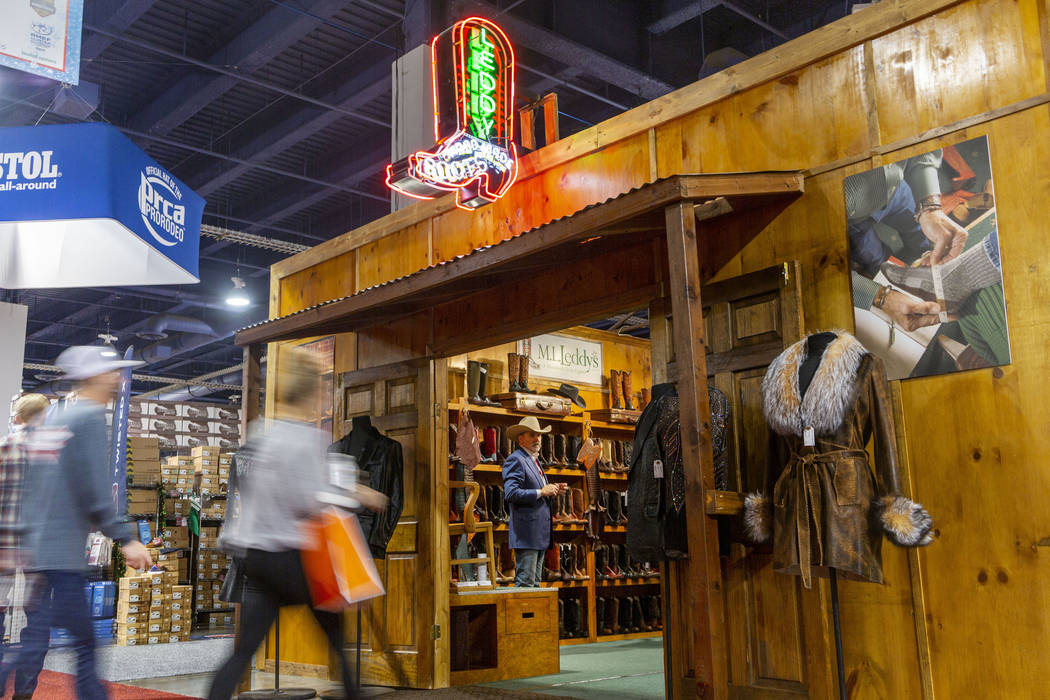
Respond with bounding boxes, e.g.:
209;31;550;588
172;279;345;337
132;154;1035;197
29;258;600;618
55;346;144;381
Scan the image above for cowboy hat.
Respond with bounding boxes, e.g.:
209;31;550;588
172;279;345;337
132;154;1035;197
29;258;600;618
547;383;586;409
506;415;551;441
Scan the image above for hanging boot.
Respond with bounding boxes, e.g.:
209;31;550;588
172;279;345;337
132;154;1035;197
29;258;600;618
467;360;482;404
477;362;500;406
621;370;635;410
519;354;534;393
507;352;521;392
596;596;606;635
609;369;623;409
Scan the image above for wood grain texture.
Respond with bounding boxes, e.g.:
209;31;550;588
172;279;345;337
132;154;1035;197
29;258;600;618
279;251;355;316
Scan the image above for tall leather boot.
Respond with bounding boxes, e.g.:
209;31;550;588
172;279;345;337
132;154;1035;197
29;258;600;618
595;544;607;580
563;597;576;638
596;596;606;635
544;546;562;581
466;361;481;403
499;427;512;462
477;362;499;406
519;354;534;393
605;543;621;578
481;427;498;463
620;544;636;577
570;488;586;524
574;544;589;580
611;440;623;472
599;439;614;473
605;596;620;634
540;433;553;466
553;433;566;466
560;544;575;581
558;599;566;638
605;491;620;526
621;370;635;410
609;369;623;409
574;599;587;638
619;595;632;633
637;596;651;631
639;386;651;411
507;352;521;392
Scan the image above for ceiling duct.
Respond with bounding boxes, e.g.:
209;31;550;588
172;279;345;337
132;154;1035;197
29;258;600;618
135;314;218;341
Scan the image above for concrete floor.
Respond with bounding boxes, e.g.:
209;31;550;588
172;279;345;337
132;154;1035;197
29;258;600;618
119;637;665;699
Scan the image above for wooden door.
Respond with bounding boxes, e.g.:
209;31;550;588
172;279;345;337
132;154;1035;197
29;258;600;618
333;358;446;688
654;262;834;698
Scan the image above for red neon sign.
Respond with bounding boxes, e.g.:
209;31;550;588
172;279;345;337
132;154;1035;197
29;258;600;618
387;17;518;211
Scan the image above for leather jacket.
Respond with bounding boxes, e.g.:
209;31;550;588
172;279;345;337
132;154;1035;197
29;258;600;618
330;425;404;559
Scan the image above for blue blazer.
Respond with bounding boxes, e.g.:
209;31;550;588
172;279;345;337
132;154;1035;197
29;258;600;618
501;447;552;551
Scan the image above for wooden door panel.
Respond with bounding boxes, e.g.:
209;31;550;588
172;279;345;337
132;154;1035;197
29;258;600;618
748;554;806;687
730;293;781;348
384;555;418;648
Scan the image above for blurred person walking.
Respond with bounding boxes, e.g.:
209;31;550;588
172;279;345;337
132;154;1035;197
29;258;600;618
207;347;386;700
15;347;153;700
0;394;50;696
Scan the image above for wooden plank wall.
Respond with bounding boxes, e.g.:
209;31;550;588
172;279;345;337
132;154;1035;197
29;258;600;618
269;0;1050;695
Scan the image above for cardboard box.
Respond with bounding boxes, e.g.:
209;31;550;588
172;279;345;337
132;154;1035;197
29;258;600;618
119;574;148;590
171;585;192;600
117;601;145;616
191;445;219;457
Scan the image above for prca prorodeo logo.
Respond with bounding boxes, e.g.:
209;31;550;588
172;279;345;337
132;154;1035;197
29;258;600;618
138;165;186;247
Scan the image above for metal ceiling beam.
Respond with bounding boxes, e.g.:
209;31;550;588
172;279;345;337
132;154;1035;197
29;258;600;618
81;0;159;60
128;0;350;137
454;0;674;100
722;1;790;40
25;293;121;342
187;59;391;197
84;24;389;128
647;0;724;34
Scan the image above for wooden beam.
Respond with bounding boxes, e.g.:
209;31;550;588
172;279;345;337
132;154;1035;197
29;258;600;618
664;200;727;699
241;344;262;432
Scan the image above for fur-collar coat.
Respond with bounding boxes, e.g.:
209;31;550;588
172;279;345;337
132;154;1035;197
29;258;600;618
744;332;932;587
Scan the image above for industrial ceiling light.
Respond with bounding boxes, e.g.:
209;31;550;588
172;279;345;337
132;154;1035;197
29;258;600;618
226;276;250;307
97;333;119;357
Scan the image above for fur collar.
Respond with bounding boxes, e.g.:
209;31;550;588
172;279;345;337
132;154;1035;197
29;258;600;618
762;332;868;437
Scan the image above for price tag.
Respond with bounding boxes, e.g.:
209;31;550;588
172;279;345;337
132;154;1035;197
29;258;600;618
803;427;815;447
653;459;664;479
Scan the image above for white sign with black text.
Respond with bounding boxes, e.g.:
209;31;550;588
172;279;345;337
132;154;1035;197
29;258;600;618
518;334;603;386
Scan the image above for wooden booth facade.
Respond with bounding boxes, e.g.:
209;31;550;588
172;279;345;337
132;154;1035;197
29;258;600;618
236;0;1050;697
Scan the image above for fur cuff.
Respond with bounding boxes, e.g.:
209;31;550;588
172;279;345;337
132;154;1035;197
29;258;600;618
876;496;934;547
743;492;772;544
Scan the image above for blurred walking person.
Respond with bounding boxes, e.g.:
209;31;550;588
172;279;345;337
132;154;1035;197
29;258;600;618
0;394;49;696
16;347;153;700
207;347;386;700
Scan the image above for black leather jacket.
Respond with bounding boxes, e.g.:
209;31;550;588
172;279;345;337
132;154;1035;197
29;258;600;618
330;425;404;559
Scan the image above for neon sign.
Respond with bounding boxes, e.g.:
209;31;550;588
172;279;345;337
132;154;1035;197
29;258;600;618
387;17;518;211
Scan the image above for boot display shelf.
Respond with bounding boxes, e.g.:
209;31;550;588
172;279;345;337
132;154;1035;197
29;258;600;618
448;402;663;646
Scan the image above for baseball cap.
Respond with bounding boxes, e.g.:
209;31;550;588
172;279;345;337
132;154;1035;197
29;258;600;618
55;346;144;381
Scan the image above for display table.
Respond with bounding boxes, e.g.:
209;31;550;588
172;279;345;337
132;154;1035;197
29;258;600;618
449;587;559;685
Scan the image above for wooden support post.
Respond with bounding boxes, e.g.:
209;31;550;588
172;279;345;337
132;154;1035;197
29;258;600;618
236;343;263;694
663;201;727;699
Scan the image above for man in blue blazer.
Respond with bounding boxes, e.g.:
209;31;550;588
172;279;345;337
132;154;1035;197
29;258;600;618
502;416;566;587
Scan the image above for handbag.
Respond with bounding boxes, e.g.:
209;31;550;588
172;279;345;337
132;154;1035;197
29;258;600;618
217;556;247;604
301;506;385;612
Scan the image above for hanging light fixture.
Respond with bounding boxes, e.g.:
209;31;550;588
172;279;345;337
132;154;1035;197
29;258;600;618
97;332;119;357
226;276;250;307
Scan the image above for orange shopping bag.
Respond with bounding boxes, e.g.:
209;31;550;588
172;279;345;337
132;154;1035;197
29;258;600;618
301;506;385;611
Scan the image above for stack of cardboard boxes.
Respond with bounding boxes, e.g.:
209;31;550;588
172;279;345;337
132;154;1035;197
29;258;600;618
159;525;191;583
127;437;162;485
116;571;192;645
161;455;194;493
192;446;223;495
195;524;232;619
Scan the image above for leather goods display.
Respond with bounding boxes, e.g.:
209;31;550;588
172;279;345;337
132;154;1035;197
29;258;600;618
491;391;571;416
301;506;384;611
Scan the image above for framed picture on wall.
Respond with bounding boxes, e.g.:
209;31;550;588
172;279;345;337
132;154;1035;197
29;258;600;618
844;135;1010;380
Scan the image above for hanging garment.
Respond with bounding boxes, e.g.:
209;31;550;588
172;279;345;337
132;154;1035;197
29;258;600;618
329;424;405;559
625;384;730;561
745;332;933;588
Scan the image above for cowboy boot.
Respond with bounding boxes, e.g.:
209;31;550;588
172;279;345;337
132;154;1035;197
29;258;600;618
621;440;633;471
620;544;637;577
574;544;589;581
477;362;500;406
467;360;482;403
478;485;490;521
498;542;515;584
618;491;628;524
636;596;649;632
565;544;579;581
599;439;614;473
611;440;623;472
519;354;534;393
499;427;512;462
574;599;587;638
564;436;579;468
481;427;498;463
596;596;605;635
620;596;633;633
605;544;621;579
448;425;458;462
621;370;634;410
551;491;568;524
553;433;566;466
570;488;586;524
498;486;510;523
507;352;521;392
605;597;620;634
539;433;553;466
544;546;562;581
639;386;651;411
595;544;607;580
558;599;566;638
609;369;623;409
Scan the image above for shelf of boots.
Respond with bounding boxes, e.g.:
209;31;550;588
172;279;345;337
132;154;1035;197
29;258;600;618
596;577;661;587
449;402;585;424
597;472;628;482
453;463;588;478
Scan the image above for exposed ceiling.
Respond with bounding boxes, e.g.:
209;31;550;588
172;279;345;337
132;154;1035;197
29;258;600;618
0;0;854;399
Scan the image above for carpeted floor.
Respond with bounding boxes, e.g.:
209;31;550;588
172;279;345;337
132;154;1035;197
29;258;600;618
2;670;197;699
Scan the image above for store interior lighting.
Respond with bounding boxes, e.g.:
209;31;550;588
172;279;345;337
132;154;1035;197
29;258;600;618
225;276;251;307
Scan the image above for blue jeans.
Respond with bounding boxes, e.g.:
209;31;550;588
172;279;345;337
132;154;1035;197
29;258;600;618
514;549;544;587
0;605;40;697
849;178;930;275
15;570;105;700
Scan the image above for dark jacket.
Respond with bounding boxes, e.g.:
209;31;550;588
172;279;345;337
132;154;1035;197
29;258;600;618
501;448;552;551
757;332;924;587
626;384;730;562
330;425;404;559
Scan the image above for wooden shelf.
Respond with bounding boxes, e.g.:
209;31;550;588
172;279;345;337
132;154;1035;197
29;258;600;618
587;419;638;432
596;577;661;587
602;524;627;532
596;630;662;642
559;636;594;646
448;463;588;478
449;402;585;424
598;472;628;482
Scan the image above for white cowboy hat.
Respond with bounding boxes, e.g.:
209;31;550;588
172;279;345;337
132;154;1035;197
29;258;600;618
55;346;143;381
506;415;551;441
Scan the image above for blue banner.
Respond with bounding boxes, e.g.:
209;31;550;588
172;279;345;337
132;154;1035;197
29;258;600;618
0;0;84;85
110;346;134;515
0;122;202;282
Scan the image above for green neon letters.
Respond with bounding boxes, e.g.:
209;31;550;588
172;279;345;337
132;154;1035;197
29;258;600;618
467;27;498;141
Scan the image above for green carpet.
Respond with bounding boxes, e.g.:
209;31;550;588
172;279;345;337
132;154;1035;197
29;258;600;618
484;638;665;699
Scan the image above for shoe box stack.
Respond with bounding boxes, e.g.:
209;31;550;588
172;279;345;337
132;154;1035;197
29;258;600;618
155;548;189;583
115;571;191;645
192;446;226;495
196;525;231;618
127;484;159;517
127;437;162;485
108;399;243;450
162;455;195;493
201;496;227;520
